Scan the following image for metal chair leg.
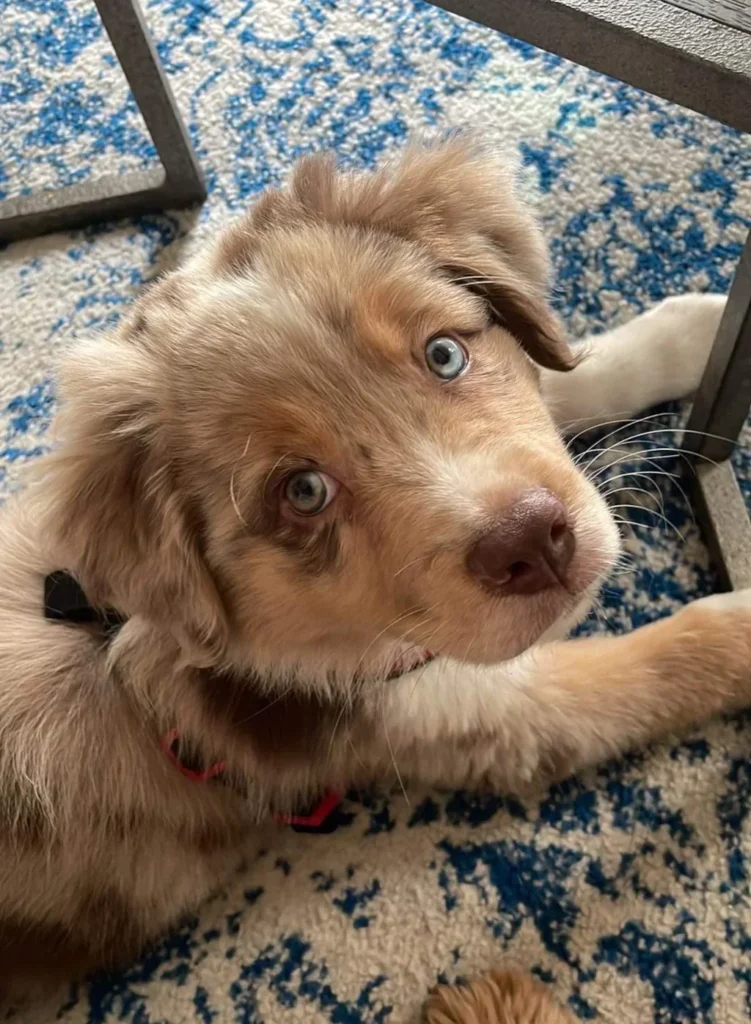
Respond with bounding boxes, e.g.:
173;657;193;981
683;228;751;590
0;0;206;244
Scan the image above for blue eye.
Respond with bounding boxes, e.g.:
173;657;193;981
425;335;468;380
284;471;337;515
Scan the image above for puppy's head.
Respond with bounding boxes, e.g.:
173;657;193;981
49;141;620;686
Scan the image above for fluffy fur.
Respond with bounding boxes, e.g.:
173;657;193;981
0;139;743;1007
424;969;577;1023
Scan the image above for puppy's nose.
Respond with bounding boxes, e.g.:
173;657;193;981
466;489;575;596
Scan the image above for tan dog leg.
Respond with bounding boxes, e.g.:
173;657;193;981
353;590;751;791
424;970;577;1024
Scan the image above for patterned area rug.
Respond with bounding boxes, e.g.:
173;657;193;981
2;2;751;1022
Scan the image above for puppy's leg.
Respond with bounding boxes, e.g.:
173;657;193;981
542;295;726;431
424;970;577;1024
355;589;751;791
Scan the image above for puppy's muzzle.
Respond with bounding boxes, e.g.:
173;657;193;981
466;488;576;596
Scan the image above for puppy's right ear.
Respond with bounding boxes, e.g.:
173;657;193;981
283;141;579;373
442;260;578;372
44;335;228;666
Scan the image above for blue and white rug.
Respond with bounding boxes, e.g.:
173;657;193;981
2;1;751;1021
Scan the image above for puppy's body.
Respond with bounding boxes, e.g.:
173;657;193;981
0;141;746;999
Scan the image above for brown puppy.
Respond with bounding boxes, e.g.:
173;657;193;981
0;139;741;1003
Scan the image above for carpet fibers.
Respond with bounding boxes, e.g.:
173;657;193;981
2;1;751;1021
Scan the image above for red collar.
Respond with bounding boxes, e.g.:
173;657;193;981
43;573;433;832
160;728;226;782
160;727;341;829
159;649;434;829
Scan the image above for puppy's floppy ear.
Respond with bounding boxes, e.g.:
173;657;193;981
45;335;228;666
442;259;577;372
216;139;578;370
293;138;578;372
380;138;577;373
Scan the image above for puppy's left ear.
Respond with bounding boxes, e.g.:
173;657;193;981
443;258;577;372
43;334;229;667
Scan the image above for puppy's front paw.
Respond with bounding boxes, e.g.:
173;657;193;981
677;588;751;702
644;293;725;399
424;969;576;1023
694;587;751;615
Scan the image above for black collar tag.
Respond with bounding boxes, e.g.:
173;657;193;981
44;571;126;637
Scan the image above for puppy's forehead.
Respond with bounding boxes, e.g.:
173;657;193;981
184;225;496;471
225;225;487;361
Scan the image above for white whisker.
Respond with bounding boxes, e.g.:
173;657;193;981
393;554;432;579
381;700;410;808
607;502;686;543
572;413;675;464
569;412;670;454
229;433;253;528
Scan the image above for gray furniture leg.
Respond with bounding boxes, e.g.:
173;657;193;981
0;0;206;244
683;229;751;590
428;0;751;135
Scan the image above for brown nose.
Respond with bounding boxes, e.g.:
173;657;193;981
466;489;575;596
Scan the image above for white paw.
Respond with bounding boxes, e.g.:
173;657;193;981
696;588;751;614
642;294;726;399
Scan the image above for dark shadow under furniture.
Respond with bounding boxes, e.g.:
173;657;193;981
429;0;751;589
0;0;205;244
